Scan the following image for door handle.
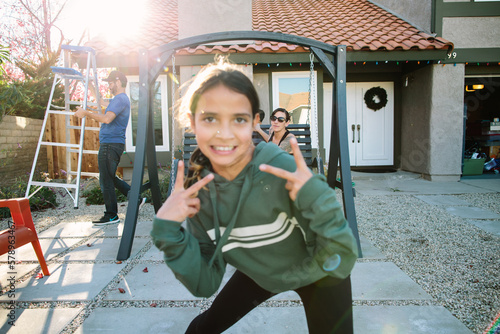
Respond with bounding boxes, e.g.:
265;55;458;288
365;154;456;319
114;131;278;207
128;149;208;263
357;124;361;143
351;124;355;143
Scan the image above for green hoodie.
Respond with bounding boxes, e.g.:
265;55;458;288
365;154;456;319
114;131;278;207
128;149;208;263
151;142;358;297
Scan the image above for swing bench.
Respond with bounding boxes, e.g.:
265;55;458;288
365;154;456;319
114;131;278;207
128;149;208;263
184;124;324;171
116;31;362;260
167;124;325;198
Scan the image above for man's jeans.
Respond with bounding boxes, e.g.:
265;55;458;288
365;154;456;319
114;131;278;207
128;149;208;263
98;143;130;216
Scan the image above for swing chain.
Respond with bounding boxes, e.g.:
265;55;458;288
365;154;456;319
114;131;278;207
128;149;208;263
308;52;321;167
171;54;177;164
307;53;314;125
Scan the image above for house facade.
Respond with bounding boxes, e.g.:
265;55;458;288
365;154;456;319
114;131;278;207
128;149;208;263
85;0;500;181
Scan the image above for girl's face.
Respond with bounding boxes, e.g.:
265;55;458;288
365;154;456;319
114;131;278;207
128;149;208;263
190;84;258;180
271;111;289;133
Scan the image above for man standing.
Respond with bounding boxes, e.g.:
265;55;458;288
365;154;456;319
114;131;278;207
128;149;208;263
75;71;143;225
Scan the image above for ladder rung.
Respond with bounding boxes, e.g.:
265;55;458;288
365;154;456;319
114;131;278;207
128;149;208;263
62;44;96;55
69;171;99;177
40;141;80;148
30;181;78;189
68;149;98;154
67;125;100;131
51;66;82;76
69;101;99;107
48;110;75;116
57;74;85;81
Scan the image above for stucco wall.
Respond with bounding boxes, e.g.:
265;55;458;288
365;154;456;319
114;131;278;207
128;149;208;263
371;0;432;32
428;64;465;179
0;115;47;187
442;17;500;49
401;64;465;181
178;0;252;40
401;66;433;175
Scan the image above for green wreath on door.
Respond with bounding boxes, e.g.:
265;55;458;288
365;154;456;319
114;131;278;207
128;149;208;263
364;86;388;111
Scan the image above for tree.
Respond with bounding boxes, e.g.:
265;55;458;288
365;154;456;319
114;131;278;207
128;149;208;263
0;0;75;120
1;0;73;77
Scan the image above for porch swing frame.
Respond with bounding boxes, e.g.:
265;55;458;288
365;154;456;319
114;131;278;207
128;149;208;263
116;31;362;260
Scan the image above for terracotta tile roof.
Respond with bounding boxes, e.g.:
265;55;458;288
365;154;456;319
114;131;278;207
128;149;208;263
250;0;452;52
85;0;453;65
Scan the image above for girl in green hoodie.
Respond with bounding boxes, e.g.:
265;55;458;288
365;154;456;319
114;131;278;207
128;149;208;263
151;60;358;333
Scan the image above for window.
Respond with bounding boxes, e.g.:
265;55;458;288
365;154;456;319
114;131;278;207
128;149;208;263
271;71;318;147
125;75;169;152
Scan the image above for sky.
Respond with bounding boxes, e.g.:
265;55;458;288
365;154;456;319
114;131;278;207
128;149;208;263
279;77;309;95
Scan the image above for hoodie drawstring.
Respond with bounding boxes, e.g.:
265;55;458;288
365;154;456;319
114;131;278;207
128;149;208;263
207;170;253;267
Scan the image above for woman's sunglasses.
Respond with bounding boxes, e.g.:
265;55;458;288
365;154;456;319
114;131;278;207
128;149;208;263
270;116;286;123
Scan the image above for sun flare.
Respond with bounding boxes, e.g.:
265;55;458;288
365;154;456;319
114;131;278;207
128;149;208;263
63;0;146;45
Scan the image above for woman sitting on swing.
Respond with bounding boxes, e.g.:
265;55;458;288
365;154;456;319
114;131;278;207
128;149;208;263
268;107;296;154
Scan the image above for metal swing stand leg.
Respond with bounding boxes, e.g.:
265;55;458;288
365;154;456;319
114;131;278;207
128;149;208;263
117;50;163;261
116;33;362;260
311;46;363;257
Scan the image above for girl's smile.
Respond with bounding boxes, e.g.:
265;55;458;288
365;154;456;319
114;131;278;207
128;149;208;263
190;84;258;180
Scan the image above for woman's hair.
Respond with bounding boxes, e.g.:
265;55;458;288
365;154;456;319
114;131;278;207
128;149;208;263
271;107;291;122
177;59;260;186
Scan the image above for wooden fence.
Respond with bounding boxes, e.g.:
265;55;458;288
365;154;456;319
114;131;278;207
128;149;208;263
45;114;100;179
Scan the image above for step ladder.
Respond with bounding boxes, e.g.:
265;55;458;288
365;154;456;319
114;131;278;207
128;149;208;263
25;45;101;209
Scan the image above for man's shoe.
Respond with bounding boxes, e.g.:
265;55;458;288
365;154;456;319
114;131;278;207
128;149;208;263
92;214;120;226
139;197;147;211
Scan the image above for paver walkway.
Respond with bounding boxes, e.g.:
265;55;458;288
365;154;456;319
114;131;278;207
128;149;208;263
2;171;498;333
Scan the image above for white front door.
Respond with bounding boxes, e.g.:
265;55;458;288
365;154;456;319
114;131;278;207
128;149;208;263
347;82;394;166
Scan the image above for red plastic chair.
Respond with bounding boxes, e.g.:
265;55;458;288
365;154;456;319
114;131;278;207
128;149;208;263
0;198;50;276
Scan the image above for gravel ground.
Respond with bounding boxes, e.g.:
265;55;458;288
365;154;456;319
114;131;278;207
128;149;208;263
1;185;499;333
354;191;500;334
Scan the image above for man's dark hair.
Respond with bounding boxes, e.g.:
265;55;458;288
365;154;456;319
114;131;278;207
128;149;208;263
258;109;265;122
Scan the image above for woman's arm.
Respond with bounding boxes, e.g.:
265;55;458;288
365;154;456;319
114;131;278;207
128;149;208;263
279;133;296;154
254;123;270;142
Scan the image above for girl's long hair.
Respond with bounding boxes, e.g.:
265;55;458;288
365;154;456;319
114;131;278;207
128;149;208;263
177;59;260;187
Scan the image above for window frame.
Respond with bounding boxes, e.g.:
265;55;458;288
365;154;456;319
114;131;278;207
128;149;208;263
271;71;319;148
125;75;170;152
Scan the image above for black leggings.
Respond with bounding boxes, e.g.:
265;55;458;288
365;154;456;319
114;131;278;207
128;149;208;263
185;270;353;334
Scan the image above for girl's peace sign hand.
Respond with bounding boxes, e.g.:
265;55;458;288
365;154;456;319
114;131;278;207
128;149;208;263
156;160;214;223
259;137;313;201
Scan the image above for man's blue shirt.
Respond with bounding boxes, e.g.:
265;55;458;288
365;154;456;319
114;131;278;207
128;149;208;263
99;93;130;144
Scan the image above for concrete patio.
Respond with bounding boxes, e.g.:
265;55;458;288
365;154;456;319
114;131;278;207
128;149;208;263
1;171;498;333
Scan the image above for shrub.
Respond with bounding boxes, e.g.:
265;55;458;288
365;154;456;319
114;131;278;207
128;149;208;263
81;179;127;205
0;171;58;218
81;165;171;206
